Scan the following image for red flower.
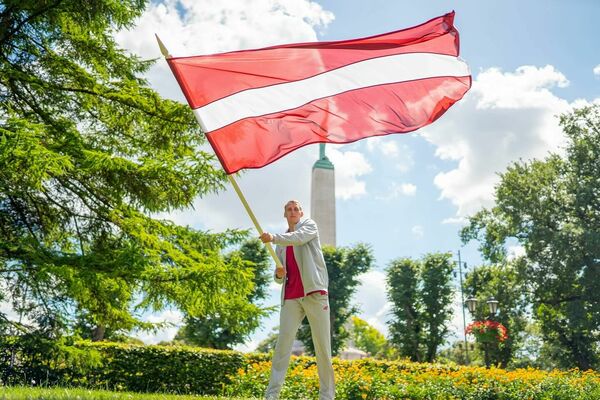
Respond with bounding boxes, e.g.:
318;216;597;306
466;320;508;343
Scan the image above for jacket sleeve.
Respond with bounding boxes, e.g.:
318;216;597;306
272;219;318;246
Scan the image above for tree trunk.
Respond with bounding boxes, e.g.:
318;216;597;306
92;325;105;341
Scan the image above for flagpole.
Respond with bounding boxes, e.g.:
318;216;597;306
155;35;285;274
225;175;284;271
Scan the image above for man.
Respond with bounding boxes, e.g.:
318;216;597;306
260;200;335;400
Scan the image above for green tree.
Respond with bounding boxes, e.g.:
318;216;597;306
255;328;279;353
298;243;374;356
349;316;386;358
174;239;274;349
0;0;260;340
461;106;600;370
387;253;454;362
386;258;421;361
438;340;481;365
463;261;529;367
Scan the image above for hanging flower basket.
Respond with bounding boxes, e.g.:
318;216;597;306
466;320;508;343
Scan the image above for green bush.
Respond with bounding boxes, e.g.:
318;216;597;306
1;338;243;395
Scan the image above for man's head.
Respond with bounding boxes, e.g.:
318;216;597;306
283;200;303;225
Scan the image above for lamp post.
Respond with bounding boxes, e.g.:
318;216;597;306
465;296;500;368
456;251;469;365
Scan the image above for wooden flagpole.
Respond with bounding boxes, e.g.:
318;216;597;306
155;35;285;274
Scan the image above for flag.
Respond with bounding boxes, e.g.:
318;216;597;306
167;11;471;174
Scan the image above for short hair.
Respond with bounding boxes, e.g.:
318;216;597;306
284;200;302;211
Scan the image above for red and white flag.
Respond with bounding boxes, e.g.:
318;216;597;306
167;12;471;174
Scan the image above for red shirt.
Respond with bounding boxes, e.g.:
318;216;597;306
284;246;304;299
284;246;327;300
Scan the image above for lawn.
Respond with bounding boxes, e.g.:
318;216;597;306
0;387;251;400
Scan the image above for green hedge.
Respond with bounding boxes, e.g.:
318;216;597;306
0;338;244;395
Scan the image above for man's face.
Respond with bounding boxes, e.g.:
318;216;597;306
284;202;303;225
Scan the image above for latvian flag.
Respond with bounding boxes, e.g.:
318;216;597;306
167;12;471;174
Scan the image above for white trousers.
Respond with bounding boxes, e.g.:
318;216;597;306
265;292;335;400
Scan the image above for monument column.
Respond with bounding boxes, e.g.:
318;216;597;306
310;144;336;247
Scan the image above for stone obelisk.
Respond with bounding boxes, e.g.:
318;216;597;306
310;143;336;247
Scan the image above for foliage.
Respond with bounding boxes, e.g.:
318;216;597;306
227;357;600;400
461;106;600;370
0;334;102;386
298;243;374;356
0;0;261;339
386;253;455;362
348;316;386;358
174;239;274;349
463;262;529;367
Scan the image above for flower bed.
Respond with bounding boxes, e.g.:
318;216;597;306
225;357;600;400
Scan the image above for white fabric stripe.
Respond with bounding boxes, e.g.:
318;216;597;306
195;52;470;132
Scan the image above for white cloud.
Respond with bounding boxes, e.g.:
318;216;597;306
594;64;600;77
442;216;468;225
132;309;184;344
421;65;576;218
352;270;391;336
158;148;314;232
377;182;416;200
447;290;471;343
366;137;415;172
400;183;416;196
507;245;526;260
328;146;373;200
411;225;424;239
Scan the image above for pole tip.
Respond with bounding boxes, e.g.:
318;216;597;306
155;34;172;58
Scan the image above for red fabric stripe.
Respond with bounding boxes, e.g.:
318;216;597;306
168;12;458;109
207;75;471;174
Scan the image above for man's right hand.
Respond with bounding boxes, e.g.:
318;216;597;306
275;266;285;279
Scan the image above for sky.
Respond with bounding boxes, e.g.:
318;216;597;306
107;0;600;349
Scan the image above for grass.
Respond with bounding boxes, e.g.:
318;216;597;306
0;387;252;400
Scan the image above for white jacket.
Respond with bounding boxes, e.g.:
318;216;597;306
272;218;329;304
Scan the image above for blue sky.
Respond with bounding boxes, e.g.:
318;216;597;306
109;0;600;348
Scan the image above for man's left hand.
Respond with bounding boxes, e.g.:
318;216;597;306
260;232;273;243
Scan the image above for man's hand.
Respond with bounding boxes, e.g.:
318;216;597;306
275;266;285;279
260;232;273;243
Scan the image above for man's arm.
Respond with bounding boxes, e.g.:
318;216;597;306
269;219;318;246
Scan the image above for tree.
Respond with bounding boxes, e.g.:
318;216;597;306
255;328;279;353
349;316;386;358
298;243;374;356
438;340;481;365
0;1;261;340
386;258;421;361
420;253;455;361
174;239;274;349
461;106;600;370
463;262;529;367
386;253;454;362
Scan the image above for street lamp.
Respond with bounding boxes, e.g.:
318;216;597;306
465;297;477;314
487;297;499;316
